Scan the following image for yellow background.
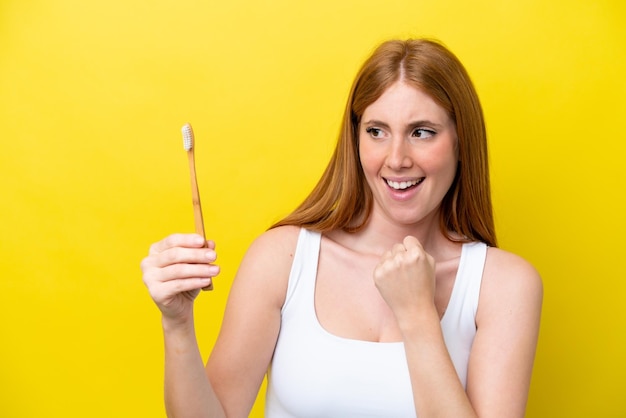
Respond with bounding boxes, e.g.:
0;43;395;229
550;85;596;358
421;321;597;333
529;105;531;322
1;0;624;416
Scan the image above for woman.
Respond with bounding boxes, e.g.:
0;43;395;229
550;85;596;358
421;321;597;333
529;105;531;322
141;39;543;417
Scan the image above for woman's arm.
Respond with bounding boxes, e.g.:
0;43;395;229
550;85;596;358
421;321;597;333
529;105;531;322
142;226;298;418
466;247;543;417
205;226;299;417
142;233;225;418
374;237;542;417
162;315;226;418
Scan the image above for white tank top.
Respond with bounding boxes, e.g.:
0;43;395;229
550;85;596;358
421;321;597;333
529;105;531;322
265;228;487;417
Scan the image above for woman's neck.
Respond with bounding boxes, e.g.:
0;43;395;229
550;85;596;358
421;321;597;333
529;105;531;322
332;210;454;258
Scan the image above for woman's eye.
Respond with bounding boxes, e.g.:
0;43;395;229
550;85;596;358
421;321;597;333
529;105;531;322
365;127;383;138
412;128;436;139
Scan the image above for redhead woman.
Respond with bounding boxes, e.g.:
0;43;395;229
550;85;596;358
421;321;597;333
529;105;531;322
141;39;543;417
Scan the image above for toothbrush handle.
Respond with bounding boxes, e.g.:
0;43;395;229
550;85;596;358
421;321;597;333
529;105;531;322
188;149;205;238
188;149;213;291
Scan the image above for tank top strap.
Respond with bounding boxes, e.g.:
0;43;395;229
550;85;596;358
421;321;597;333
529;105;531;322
443;241;488;326
281;228;321;315
463;241;487;318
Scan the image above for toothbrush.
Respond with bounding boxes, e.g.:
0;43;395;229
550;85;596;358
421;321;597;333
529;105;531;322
182;123;213;290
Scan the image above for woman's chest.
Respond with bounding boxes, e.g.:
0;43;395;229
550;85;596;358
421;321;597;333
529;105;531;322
314;246;459;342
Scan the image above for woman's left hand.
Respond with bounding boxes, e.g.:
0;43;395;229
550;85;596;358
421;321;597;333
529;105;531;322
373;236;436;324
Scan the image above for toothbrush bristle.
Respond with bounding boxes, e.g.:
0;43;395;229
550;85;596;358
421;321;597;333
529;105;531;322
182;123;194;151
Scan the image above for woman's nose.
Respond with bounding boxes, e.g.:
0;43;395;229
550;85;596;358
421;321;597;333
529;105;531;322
385;137;412;170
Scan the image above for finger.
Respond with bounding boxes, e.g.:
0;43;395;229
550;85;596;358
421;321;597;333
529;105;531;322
152;246;217;269
402;236;428;263
149;233;207;255
402;235;422;250
157;263;220;283
149;278;212;303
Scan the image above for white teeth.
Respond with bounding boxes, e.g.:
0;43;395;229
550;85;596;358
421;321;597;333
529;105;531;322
386;178;422;190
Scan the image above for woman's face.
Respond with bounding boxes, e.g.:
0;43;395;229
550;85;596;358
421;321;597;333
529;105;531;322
358;81;458;227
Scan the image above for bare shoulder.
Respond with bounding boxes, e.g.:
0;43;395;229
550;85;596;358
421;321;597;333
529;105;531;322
483;247;542;289
477;247;543;322
242;225;301;268
231;225;301;307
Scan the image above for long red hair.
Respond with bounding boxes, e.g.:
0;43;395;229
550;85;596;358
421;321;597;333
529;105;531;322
272;39;497;247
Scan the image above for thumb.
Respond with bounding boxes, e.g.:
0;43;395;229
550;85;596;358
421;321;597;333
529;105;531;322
403;235;422;250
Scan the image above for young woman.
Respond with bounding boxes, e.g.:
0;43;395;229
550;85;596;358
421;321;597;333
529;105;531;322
141;39;543;417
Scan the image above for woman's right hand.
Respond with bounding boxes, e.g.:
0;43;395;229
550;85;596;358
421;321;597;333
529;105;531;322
140;233;220;324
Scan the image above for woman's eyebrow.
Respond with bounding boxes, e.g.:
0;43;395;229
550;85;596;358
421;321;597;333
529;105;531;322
362;119;445;129
362;119;390;128
407;120;445;129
